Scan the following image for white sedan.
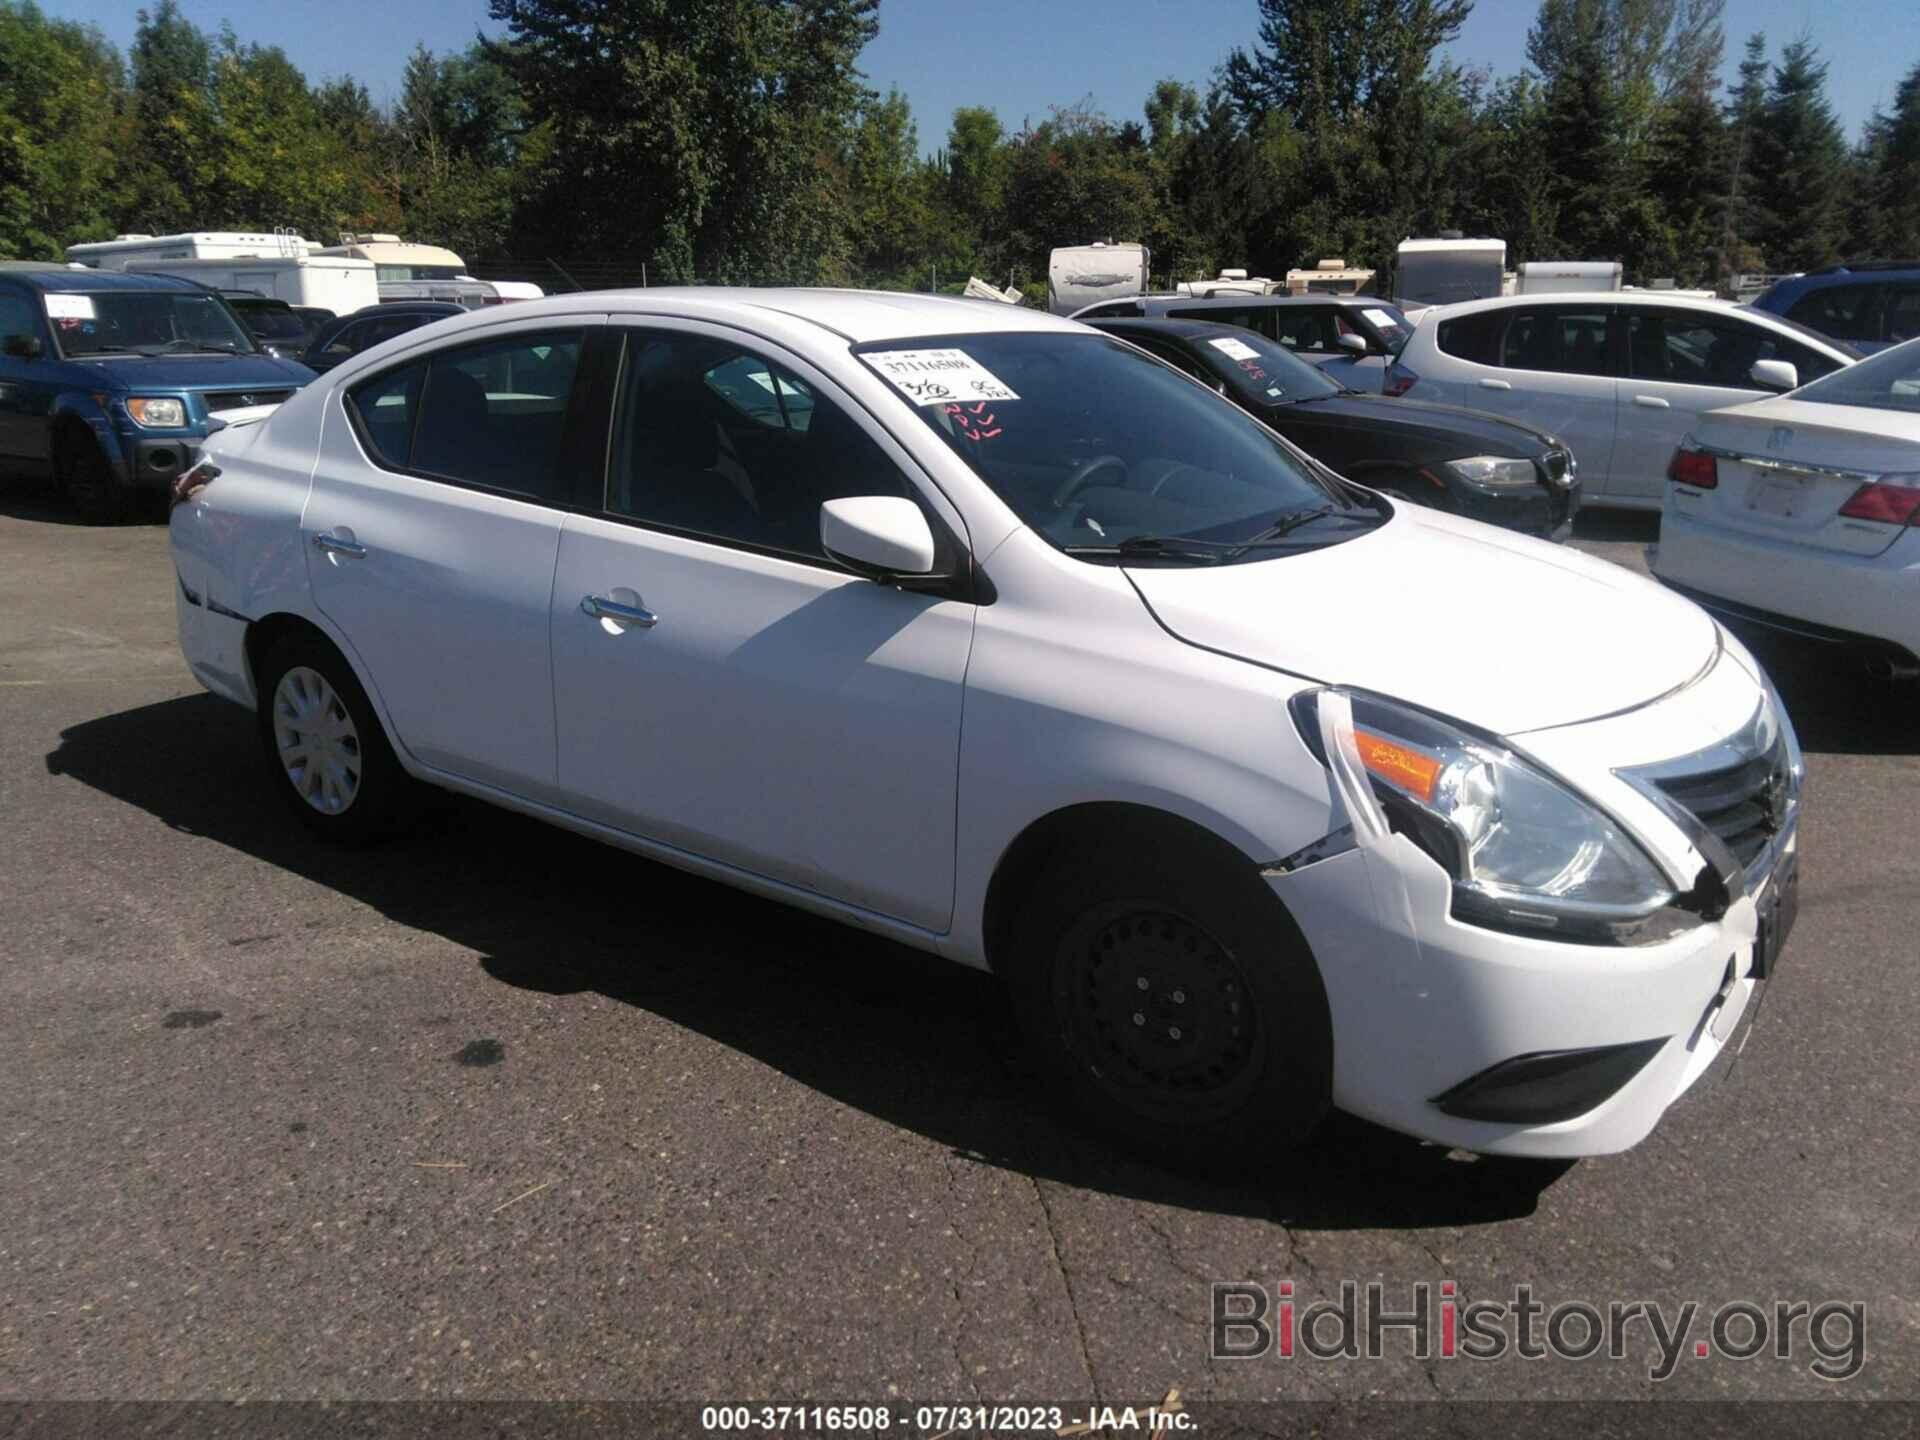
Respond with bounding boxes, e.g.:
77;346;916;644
170;289;1800;1163
1653;336;1920;676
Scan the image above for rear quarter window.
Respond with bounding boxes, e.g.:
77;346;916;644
1435;310;1505;366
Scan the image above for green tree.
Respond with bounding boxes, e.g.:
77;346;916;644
123;0;213;232
489;0;879;283
0;1;125;257
1751;37;1848;271
1717;32;1771;280
844;87;924;282
1861;61;1920;257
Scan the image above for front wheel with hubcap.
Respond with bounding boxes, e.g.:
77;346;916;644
1006;833;1332;1171
256;634;410;843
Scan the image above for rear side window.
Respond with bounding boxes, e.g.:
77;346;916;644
345;330;584;502
1435;310;1504;365
1784;284;1885;343
345;361;423;469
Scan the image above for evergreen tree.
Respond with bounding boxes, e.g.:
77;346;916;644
1751;38;1848;271
1718;32;1770;282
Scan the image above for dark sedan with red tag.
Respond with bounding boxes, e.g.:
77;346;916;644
1089;317;1580;540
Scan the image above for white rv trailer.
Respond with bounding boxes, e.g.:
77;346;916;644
65;231;310;269
122;254;379;313
317;234;497;308
1047;242;1151;316
1393;236;1507;310
1515;260;1624;295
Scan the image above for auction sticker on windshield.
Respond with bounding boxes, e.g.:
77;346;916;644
866;349;1019;406
1208;336;1262;362
45;295;95;320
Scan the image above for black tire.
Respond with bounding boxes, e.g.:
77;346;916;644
57;429;134;526
1003;829;1333;1171
255;632;412;844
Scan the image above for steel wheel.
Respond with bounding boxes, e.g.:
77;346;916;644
272;665;363;815
1049;903;1266;1126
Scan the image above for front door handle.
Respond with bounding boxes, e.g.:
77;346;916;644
312;532;367;559
1477;378;1512;391
1633;395;1671;409
581;594;658;629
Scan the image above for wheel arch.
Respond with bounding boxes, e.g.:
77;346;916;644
242;610;412;770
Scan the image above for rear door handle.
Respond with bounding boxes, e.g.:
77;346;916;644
1477;378;1511;391
312;533;367;559
1633;395;1671;409
581;594;658;629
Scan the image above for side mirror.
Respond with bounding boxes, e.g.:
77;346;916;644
3;334;43;359
1750;358;1798;392
1336;331;1370;355
821;496;936;579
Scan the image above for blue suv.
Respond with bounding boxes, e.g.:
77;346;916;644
1752;262;1920;355
0;264;315;522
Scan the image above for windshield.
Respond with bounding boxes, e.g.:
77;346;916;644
1178;328;1344;404
857;332;1373;560
1789;336;1920;414
47;291;256;357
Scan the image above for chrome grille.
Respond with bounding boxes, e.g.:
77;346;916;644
205;389;292;413
1626;704;1797;878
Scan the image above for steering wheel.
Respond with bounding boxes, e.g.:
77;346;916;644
1050;453;1128;509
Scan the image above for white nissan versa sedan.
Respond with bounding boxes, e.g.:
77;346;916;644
169;290;1802;1164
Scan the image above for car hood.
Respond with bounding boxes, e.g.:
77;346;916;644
1122;506;1718;735
1263;392;1558;452
72;353;313;389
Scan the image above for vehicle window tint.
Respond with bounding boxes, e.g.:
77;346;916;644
345;360;425;469
1135;339;1214;383
1497;307;1610;374
0;290;41;342
407;331;583;501
1627;310;1838;387
1435;309;1504;366
1886;287;1920;346
321;321;365;357
1083;301;1142;319
607;330;913;561
1784;284;1884;343
1273;307;1338;353
1167;306;1269;339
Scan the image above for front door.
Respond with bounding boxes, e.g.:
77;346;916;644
548;324;974;932
304;320;597;800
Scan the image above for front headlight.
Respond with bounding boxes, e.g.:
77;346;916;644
1445;455;1539;489
125;396;186;428
1291;689;1695;944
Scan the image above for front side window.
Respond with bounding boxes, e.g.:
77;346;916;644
1627;310;1840;388
859;332;1373;560
48;291;255;357
1885;286;1920;347
1273;307;1339;354
607;330;912;560
1790;340;1920;415
344;330;583;501
0;290;41;345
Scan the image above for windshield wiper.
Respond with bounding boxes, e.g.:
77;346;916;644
131;342;247;356
1063;509;1367;564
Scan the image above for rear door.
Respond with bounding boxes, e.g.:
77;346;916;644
304;318;602;800
1427;303;1621;493
1613;308;1846;502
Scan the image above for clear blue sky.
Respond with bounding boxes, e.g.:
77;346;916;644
47;0;1916;147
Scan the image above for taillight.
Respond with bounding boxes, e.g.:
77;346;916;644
1667;445;1717;490
1838;479;1920;525
1383;363;1418;398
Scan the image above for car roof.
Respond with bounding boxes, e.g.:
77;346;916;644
346;301;466;317
6;267;205;294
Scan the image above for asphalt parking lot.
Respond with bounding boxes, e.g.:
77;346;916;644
1;486;1915;1413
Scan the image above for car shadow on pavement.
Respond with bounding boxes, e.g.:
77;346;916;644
47;692;1576;1232
0;478;166;525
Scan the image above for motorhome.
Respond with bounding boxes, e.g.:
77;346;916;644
1393;236;1507;310
1047;242;1150;316
316;234;497;309
122;254;378;314
66;231;309;269
1284;259;1376;296
1515;260;1624;295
